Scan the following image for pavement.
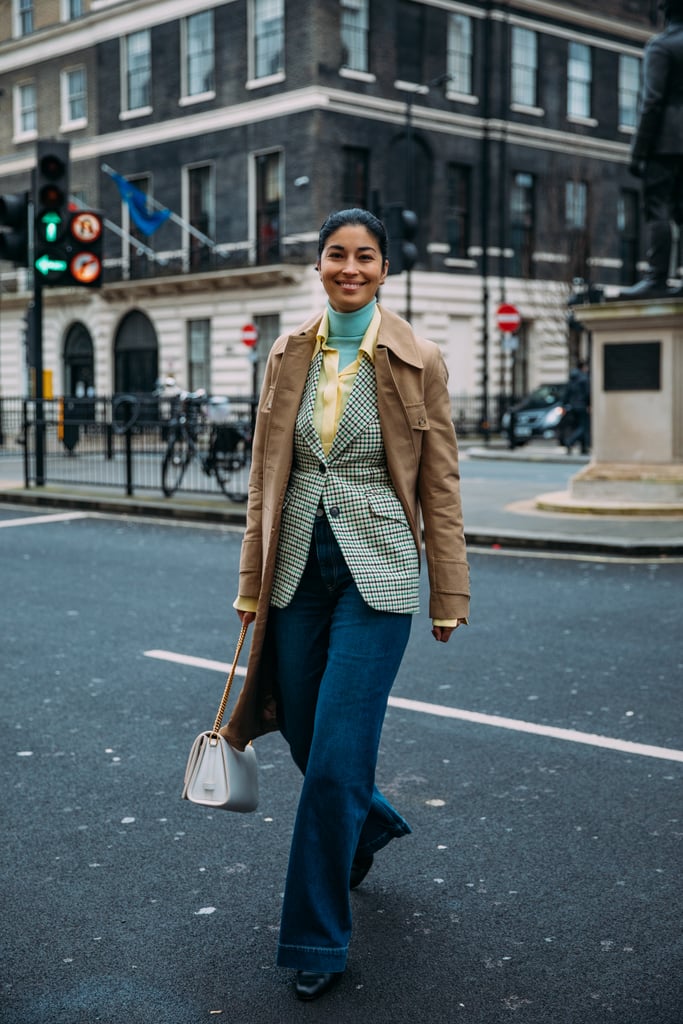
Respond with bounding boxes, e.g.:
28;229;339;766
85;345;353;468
1;442;682;558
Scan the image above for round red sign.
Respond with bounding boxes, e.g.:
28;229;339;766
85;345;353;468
496;303;522;333
242;323;258;348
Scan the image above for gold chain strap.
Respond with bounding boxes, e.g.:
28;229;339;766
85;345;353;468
211;622;248;735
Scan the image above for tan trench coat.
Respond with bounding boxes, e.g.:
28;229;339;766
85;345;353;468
224;304;470;749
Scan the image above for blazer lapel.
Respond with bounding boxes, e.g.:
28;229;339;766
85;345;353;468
328;357;377;460
296;352;326;460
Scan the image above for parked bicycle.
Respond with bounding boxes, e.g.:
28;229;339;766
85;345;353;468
161;389;251;501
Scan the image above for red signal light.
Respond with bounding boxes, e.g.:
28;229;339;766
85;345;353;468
39;154;67;181
39;183;65;210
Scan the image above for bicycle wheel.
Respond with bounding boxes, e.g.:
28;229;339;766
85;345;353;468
162;438;191;496
213;452;248;502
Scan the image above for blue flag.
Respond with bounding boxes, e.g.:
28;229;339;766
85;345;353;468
110;172;171;236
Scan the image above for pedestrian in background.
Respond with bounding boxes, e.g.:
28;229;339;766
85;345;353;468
561;359;591;454
620;0;683;299
222;208;470;1002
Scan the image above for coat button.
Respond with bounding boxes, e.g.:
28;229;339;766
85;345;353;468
329;506;340;518
319;463;326;474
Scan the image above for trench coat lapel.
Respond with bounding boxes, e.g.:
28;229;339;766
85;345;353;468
265;325;319;468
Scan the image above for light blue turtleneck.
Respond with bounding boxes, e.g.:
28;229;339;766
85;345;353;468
326;299;377;370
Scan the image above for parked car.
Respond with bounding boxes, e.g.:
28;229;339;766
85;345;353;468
501;384;568;448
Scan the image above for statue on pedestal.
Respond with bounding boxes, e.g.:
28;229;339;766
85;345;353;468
619;0;683;300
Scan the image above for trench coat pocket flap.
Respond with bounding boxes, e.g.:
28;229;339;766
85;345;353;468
405;403;429;431
261;385;276;413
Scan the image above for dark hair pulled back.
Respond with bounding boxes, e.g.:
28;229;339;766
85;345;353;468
318;208;388;262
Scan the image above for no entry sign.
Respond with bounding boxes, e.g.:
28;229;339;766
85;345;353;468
496;303;521;333
241;323;259;348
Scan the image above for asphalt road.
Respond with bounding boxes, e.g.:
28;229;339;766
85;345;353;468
1;507;681;1024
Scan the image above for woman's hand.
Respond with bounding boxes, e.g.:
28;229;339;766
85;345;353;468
431;621;463;643
237;609;256;627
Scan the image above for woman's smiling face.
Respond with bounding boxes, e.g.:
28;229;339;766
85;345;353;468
317;224;389;313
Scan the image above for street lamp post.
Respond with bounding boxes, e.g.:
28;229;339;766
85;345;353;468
395;75;451;323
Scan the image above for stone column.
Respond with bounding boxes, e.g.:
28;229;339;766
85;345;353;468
567;298;683;508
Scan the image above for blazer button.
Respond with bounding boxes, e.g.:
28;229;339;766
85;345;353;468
319;463;326;474
329;506;340;518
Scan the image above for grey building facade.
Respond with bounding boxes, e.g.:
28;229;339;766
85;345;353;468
0;0;661;417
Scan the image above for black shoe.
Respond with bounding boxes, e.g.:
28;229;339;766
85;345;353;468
618;278;673;300
350;852;374;890
295;971;343;1001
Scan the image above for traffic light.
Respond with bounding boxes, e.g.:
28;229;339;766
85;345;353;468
0;192;29;266
385;204;419;275
34;140;70;285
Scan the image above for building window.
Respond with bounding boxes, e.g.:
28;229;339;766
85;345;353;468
255;151;282;264
253;0;284;79
567;41;592;119
447;14;473;96
619;55;640;129
397;0;424;85
618;189;640;285
187;164;214;269
565;181;588;230
15;0;34;36
123;30;151;112
183;10;215;98
446;163;471;258
63;0;84;18
62;67;87;126
510;172;535;278
511;27;537;107
14;82;37;137
253;313;280;391
187;320;211;391
342;147;369;208
341;0;369;72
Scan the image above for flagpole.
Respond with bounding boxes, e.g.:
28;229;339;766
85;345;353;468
101;163;216;249
69;194;158;259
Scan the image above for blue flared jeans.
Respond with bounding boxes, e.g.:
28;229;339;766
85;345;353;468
271;512;412;972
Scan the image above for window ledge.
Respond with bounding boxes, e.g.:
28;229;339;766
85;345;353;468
567;114;599;128
60;118;88;132
13;129;38;144
339;67;376;83
179;91;216;107
446;90;478;105
511;103;544;117
246;72;285;90
444;257;477;269
618;124;636;135
120;106;153;121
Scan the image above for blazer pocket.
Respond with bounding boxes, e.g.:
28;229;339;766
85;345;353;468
405;402;429;431
367;491;409;523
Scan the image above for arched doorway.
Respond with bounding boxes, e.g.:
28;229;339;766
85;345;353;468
114;310;159;394
63;322;95;397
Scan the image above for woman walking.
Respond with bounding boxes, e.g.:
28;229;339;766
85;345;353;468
222;208;470;1001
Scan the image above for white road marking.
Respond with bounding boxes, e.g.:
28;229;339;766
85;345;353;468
144;649;683;764
0;511;89;528
145;648;246;676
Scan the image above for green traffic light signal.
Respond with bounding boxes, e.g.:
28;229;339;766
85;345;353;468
41;211;62;243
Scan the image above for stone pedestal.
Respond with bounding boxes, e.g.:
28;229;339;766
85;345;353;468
538;298;683;513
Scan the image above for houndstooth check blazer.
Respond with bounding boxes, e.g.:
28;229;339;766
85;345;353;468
270;352;420;613
225;305;469;749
